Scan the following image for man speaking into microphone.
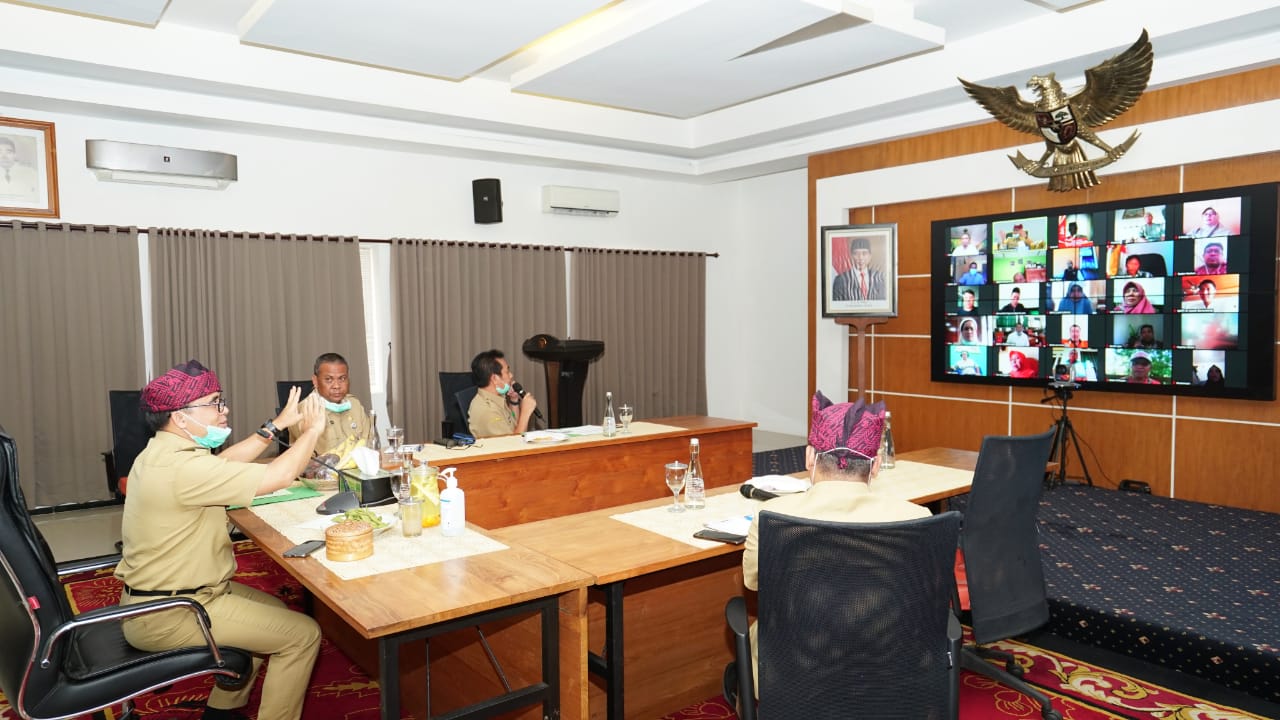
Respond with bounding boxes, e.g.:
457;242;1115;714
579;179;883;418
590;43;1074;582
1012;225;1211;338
467;348;539;438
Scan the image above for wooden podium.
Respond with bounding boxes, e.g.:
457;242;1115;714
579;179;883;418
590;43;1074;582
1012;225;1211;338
521;334;604;428
835;317;888;400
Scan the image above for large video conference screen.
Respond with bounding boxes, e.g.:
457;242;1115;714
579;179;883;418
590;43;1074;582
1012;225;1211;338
930;183;1278;400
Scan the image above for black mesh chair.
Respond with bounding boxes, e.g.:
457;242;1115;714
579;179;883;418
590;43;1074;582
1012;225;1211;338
959;429;1062;720
726;510;963;720
0;424;252;720
106;390;151;497
438;371;477;437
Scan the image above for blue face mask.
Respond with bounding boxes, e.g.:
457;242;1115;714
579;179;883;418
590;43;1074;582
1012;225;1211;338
496;383;511;396
324;399;352;413
180;413;232;449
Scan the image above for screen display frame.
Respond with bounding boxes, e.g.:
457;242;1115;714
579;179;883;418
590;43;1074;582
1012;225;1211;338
930;183;1277;401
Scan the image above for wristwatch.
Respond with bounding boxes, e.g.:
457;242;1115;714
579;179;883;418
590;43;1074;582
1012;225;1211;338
256;420;279;441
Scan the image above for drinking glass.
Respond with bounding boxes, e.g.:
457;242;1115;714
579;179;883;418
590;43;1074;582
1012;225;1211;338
664;461;688;513
619;404;634;434
385;426;403;455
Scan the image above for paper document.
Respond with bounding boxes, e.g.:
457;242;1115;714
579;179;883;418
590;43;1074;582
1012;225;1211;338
746;474;811;494
703;514;753;537
556;425;603;437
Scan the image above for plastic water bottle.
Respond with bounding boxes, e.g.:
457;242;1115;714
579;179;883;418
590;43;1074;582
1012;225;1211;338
603;391;617;437
439;468;465;537
684;438;705;509
880;411;896;469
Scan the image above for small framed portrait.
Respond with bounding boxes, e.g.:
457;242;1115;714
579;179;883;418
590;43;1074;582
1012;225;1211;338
821;223;898;317
0;116;58;218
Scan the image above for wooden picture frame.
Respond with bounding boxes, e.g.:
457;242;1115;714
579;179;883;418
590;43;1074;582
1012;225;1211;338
0;116;58;218
821;223;898;317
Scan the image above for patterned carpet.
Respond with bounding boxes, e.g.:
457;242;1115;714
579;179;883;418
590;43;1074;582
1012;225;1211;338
2;540;1271;720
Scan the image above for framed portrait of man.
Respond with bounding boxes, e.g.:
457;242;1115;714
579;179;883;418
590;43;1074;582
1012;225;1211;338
821;223;898;317
0;116;59;218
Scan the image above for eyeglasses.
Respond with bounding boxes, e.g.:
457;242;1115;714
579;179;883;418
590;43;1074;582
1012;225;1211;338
182;397;228;412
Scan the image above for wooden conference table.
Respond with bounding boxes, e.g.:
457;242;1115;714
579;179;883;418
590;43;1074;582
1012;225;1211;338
491;446;979;720
226;505;592;720
412;416;755;528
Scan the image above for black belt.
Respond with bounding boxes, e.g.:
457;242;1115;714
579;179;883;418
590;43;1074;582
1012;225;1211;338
123;584;206;597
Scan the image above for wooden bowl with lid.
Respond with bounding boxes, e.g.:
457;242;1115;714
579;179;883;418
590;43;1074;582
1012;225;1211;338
325;520;373;561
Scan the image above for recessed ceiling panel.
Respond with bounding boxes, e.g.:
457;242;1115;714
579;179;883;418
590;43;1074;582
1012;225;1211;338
514;0;941;117
13;0;166;25
240;0;608;79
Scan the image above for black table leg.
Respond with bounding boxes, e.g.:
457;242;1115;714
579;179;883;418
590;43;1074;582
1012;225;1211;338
587;581;625;720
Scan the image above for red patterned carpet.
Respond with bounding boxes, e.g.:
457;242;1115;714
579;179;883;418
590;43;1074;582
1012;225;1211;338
2;541;1270;720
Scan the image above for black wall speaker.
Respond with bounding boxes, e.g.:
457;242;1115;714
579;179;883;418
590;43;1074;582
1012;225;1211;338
472;178;502;224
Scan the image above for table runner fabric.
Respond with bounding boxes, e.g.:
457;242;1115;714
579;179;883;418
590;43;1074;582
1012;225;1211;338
412;420;685;464
247;494;507;581
611;492;764;549
610;460;972;549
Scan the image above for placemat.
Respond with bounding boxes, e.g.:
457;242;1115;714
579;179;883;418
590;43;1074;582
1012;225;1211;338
230;484;321;509
610;491;764;549
413;420;685;464
248;495;507;581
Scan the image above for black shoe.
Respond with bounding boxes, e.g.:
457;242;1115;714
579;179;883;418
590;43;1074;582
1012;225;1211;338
722;661;738;709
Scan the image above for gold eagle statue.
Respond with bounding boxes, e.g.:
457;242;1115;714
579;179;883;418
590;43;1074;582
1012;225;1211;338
960;30;1153;191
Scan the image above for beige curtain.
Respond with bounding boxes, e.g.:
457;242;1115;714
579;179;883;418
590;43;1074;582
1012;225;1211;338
0;222;144;506
149;229;368;441
571;249;707;420
389;239;567;441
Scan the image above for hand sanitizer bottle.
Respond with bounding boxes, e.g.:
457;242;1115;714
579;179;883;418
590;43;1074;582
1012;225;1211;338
439;467;465;537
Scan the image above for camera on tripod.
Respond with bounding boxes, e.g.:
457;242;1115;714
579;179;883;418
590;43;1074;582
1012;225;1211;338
1044;380;1080;403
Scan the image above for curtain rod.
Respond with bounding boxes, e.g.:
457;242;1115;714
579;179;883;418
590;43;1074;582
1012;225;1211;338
3;221;717;257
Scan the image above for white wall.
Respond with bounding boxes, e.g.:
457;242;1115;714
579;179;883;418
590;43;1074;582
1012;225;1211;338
2;104;814;434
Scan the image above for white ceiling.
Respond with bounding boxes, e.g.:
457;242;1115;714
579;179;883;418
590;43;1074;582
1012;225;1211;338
1;0;1278;181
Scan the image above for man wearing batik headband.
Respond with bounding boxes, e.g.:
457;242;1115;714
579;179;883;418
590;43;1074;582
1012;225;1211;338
116;359;327;720
736;391;931;699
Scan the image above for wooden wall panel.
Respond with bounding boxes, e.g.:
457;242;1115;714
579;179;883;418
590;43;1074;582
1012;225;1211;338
871;393;1009;455
1175;420;1280;514
1014;403;1174;495
810;68;1280;511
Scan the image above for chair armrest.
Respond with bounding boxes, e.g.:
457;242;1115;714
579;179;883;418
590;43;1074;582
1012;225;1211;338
38;596;224;670
725;595;749;638
56;553;121;578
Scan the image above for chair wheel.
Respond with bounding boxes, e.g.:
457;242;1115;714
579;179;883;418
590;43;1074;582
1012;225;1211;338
722;662;738;708
1005;660;1024;677
1042;708;1062;720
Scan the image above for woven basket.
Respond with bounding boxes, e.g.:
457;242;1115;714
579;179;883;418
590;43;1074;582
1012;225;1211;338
325;520;373;561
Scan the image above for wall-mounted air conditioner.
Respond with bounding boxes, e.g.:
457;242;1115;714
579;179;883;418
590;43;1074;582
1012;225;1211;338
86;139;238;190
541;185;620;216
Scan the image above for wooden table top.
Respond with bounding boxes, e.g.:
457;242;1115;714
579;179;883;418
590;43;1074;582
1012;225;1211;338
412;415;755;466
228;509;591;640
491;446;977;585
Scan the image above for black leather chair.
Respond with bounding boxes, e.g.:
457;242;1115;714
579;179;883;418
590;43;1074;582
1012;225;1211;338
438;372;477;437
726;511;963;720
959;429;1062;720
0;424;252;720
106;390;151;498
275;380;314;413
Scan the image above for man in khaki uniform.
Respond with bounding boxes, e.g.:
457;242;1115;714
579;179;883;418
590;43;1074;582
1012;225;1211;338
286;352;372;456
737;392;931;700
117;359;326;720
467;348;538;437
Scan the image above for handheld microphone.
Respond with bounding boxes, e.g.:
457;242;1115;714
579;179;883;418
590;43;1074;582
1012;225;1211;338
511;382;546;424
740;483;779;502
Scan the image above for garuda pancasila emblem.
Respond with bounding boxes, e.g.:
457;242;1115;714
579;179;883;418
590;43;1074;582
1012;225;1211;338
959;30;1153;192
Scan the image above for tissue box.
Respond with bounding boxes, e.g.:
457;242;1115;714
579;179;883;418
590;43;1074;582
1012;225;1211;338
339;471;396;507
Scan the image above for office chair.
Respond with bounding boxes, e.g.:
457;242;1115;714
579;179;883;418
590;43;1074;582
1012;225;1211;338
106;390;151;498
438;371;476;437
726;511;963;720
0;424;252;720
958;429;1062;720
274;380;313;452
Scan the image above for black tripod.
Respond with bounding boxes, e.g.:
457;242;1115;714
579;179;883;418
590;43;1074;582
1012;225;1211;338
1042;384;1093;489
